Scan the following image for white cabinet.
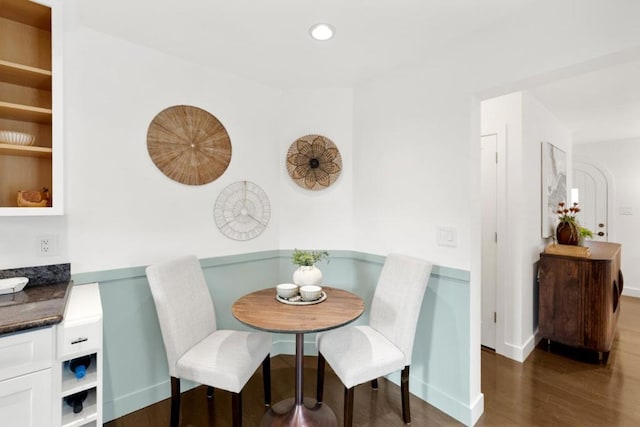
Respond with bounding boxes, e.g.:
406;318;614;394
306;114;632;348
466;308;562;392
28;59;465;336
0;327;54;427
54;283;102;427
0;369;52;427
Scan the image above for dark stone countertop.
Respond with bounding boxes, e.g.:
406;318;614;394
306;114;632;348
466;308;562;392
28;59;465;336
0;264;72;335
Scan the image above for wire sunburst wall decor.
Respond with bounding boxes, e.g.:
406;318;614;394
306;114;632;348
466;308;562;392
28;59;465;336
147;105;232;185
214;181;271;241
286;134;342;190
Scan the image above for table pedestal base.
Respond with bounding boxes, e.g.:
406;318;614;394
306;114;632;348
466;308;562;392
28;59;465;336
260;397;337;427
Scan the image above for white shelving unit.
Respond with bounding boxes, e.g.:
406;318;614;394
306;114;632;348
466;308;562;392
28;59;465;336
54;283;102;427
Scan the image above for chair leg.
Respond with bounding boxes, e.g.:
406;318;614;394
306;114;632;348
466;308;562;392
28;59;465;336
401;366;411;424
206;386;215;427
316;352;326;403
262;354;271;406
371;378;378;389
343;386;354;427
231;391;242;427
170;377;180;427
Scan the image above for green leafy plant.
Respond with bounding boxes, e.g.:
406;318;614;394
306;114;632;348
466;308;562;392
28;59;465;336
579;226;593;239
291;249;329;266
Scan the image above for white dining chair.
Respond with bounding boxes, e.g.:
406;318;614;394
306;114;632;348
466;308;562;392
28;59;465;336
145;255;272;427
315;253;433;426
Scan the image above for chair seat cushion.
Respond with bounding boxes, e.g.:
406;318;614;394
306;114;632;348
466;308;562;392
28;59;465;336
316;325;405;389
176;329;271;393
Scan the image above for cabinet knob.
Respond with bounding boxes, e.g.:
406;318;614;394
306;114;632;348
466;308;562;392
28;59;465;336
598;231;605;236
598;223;605;228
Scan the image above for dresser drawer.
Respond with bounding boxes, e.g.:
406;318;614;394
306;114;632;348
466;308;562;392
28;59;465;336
0;327;53;381
58;318;101;358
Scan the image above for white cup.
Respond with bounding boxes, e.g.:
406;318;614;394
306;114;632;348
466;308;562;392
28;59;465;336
299;285;323;301
276;283;299;299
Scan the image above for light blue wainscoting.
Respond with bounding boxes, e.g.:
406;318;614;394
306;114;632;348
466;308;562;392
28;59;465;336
72;250;471;424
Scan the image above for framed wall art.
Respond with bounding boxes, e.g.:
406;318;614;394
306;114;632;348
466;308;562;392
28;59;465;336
541;141;567;238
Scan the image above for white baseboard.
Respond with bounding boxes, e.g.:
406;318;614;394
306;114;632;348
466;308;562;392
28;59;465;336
622;287;640;298
470;393;485;426
499;333;540;363
384;370;480;426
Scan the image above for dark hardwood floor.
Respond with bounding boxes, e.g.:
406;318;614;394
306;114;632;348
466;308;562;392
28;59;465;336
105;296;640;427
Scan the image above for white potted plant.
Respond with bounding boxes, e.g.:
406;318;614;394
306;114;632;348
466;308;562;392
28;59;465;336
291;249;329;286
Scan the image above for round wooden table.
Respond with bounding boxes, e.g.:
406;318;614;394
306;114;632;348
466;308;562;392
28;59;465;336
232;286;365;426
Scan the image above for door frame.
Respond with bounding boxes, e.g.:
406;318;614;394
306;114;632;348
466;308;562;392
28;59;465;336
573;156;616;242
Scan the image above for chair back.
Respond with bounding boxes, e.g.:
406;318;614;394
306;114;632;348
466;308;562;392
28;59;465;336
369;253;432;366
145;255;217;377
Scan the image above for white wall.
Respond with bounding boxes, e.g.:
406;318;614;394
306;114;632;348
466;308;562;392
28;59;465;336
278;88;354;251
574;139;640;296
352;69;472;268
480;91;571;361
63;26;284;273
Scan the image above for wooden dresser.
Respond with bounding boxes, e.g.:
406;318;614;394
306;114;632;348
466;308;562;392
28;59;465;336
538;241;623;362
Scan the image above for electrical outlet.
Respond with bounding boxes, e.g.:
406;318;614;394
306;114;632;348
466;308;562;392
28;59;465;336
38;235;58;256
41;238;50;253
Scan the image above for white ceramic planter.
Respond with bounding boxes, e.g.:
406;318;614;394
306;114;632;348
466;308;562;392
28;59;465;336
292;265;323;286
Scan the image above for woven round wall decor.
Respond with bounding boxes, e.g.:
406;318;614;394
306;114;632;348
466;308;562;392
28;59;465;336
147;105;232;185
286;134;342;190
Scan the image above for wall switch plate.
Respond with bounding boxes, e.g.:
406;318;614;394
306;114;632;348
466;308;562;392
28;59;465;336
437;226;457;247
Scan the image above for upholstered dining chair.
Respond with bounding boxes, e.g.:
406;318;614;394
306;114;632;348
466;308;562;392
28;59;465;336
146;255;272;427
315;253;433;426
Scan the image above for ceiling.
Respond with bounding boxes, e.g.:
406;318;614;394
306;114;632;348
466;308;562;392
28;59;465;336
74;0;640;145
530;59;640;145
74;0;534;88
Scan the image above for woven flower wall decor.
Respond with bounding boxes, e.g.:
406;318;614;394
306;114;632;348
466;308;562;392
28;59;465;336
286;134;342;190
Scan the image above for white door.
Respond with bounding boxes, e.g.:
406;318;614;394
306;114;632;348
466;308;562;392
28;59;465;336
573;162;609;241
481;134;498;349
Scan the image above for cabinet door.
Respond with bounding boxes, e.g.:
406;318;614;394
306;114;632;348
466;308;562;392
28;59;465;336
0;369;52;427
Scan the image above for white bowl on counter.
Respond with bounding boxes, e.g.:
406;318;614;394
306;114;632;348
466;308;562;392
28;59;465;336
0;277;29;295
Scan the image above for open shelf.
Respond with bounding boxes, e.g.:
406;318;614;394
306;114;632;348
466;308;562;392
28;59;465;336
0;142;51;158
0;59;51;89
0;0;51;30
61;355;98;397
0;0;60;216
0;101;52;123
61;387;98;427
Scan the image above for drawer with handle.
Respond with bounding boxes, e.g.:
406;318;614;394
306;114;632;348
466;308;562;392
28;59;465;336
57;284;103;358
58;318;101;358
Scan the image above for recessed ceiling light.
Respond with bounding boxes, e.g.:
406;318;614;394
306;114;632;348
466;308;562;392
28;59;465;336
309;23;335;41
